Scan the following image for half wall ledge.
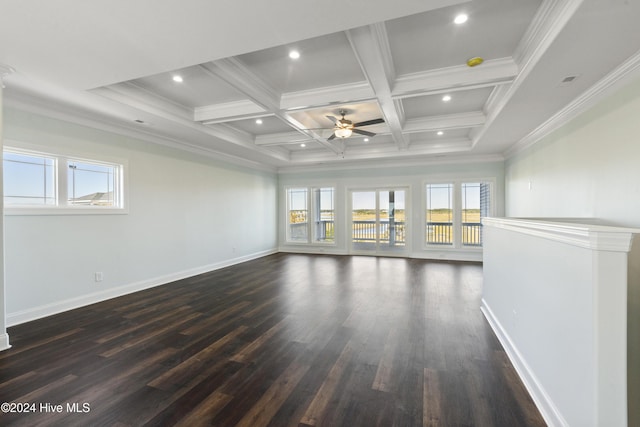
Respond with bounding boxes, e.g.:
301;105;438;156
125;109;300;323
481;217;639;427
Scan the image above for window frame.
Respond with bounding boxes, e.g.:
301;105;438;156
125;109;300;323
423;178;495;250
3;143;128;215
284;185;336;246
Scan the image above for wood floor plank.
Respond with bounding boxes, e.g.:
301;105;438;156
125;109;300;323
423;368;442;427
173;390;233;427
300;340;355;425
0;253;546;427
235;360;310;427
372;327;398;392
229;316;289;363
148;325;248;390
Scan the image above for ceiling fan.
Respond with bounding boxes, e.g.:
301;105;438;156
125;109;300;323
325;110;385;141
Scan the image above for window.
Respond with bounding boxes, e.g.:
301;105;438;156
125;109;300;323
425;181;492;248
286;187;308;242
313;187;334;243
461;182;491;247
426;183;453;245
68;160;118;206
3;147;125;213
285;186;335;244
4;151;56;206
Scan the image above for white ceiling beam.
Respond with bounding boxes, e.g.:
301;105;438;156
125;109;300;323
288;137;473;163
194;100;267;123
201;59;342;155
280;81;375;111
403;111;486;134
392;58;518;99
347;24;409;150
255;131;314;146
471;0;585;148
92;85;257;148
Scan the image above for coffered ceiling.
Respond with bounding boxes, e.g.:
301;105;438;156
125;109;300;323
2;0;640;170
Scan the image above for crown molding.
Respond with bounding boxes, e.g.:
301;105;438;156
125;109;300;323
472;0;584;149
505;48;640;158
278;153;504;174
0;63;15;88
3;94;279;173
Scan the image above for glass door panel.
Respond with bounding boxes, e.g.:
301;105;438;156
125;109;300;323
351;189;408;254
351;191;377;252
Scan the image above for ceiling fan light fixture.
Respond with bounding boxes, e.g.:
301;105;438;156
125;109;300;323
334;127;353;138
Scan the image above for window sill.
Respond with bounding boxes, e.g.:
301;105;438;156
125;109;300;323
4;206;129;216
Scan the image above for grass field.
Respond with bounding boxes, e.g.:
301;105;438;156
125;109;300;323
291;209;482;223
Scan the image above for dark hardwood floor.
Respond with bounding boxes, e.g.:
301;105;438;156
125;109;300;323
0;253;546;426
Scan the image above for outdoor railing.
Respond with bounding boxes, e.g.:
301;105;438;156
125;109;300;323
290;220;482;246
462;222;483;246
426;222;483;246
351;220;406;243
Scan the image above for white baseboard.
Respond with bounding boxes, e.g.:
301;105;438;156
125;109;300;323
480;299;567;427
0;332;11;351
278;246;483;262
6;249;277;327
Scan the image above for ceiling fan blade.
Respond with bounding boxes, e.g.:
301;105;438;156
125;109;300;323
327;133;337;141
325;115;338;124
352;129;376;137
353;118;385;127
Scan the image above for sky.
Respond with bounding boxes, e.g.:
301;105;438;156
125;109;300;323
4;152;115;205
289;185;483;211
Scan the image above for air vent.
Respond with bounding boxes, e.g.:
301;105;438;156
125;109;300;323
559;75;580;86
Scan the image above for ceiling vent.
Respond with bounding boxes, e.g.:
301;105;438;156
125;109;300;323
559;75;580;86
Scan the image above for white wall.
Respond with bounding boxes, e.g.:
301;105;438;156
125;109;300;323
3;108;278;325
505;75;640;426
505;76;640;227
0;84;8;349
279;160;505;261
482;218;635;427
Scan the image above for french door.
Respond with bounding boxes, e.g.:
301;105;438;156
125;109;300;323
350;188;408;254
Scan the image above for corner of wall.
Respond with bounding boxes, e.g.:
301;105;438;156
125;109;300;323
628;235;640;426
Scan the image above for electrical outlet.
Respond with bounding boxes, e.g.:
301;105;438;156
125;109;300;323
95;272;103;282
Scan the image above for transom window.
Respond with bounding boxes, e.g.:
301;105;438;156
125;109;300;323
3;147;125;213
68;160;118;206
4;151;56;206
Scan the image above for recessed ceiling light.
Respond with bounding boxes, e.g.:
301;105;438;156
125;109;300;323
364;138;369;142
454;13;468;24
172;75;183;83
289;50;300;60
255;119;263;125
300;143;306;148
437;131;444;136
442;95;452;102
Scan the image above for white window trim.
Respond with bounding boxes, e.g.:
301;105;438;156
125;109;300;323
423;178;495;250
4;142;129;216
